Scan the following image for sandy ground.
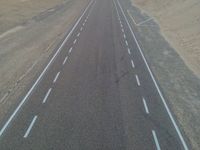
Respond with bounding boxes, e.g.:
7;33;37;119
0;0;89;122
131;0;200;78
0;0;65;34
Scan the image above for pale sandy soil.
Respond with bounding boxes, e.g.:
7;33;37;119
0;0;65;33
131;0;200;78
0;0;89;122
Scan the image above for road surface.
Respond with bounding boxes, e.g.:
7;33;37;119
0;0;189;149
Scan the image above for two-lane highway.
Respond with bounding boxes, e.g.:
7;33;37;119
0;0;189;149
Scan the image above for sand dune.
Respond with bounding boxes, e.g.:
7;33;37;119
132;0;200;78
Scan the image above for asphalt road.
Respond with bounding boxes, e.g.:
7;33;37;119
0;0;189;149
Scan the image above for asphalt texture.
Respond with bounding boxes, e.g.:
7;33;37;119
0;0;189;149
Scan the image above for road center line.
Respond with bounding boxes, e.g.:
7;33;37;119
142;97;150;114
152;130;161;150
135;74;141;86
53;72;60;83
131;60;135;68
62;56;68;65
42;88;52;104
23;116;38;138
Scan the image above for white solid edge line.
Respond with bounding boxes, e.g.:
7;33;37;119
53;72;60;83
23;116;38;138
63;56;68;65
135;74;141;86
42;88;52;104
142;97;149;114
115;0;189;149
152;130;161;150
0;0;94;137
131;60;135;68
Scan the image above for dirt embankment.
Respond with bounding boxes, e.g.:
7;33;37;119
0;0;89;120
131;0;200;78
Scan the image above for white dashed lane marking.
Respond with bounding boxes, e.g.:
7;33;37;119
131;60;135;68
152;130;161;150
123;34;126;39
42;88;52;104
80;27;83;31
127;48;131;54
53;72;60;83
142;97;150;114
73;39;77;44
69;47;73;53
63;56;68;65
125;40;128;46
23;116;38;138
135;74;141;86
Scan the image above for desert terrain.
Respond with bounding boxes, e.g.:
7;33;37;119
131;0;200;78
0;0;66;34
